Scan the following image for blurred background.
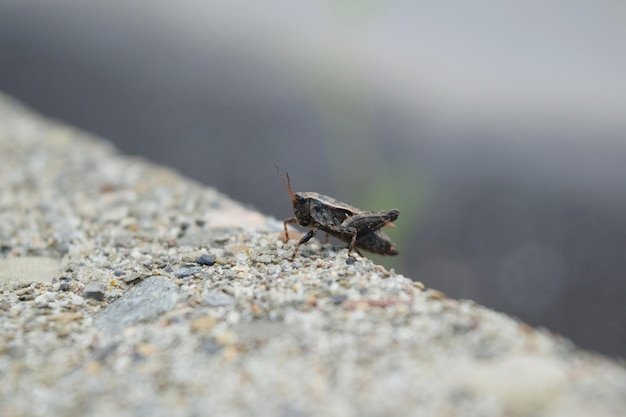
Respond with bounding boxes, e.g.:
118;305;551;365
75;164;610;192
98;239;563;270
0;1;625;357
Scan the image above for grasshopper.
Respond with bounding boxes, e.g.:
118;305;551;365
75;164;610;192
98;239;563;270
276;166;399;261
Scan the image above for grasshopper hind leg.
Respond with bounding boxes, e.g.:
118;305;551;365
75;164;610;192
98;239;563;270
344;227;359;258
345;234;362;265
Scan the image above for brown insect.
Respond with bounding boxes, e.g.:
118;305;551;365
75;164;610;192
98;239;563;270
276;166;399;261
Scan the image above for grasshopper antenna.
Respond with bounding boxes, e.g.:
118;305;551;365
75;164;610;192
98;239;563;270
275;165;295;203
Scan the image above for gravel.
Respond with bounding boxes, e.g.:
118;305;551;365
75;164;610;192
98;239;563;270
1;92;625;417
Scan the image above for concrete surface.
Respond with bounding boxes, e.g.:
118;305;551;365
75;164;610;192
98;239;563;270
0;92;625;417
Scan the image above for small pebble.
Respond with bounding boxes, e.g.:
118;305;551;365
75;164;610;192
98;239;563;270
122;272;143;284
82;282;106;301
345;256;356;265
173;267;202;278
426;289;447;300
196;254;216;266
34;292;56;308
256;254;272;264
412;281;426;291
213;234;230;244
332;294;348;305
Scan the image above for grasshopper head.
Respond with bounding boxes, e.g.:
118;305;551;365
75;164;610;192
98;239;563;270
293;192;312;226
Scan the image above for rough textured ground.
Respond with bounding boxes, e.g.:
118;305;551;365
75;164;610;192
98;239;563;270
0;92;625;417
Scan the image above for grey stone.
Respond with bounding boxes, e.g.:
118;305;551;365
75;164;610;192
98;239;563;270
82;282;105;301
122;272;143;284
196;254;216;266
93;276;181;334
331;294;347;305
173;266;202;278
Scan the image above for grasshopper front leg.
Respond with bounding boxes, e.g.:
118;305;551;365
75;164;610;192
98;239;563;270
290;227;318;261
282;217;299;241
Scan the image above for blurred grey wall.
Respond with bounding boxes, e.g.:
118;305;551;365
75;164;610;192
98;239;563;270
1;1;625;357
